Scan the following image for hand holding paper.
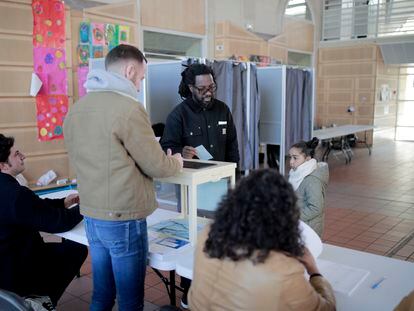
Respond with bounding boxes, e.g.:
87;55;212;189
195;145;213;160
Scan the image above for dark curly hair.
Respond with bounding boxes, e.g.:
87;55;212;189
0;134;14;163
290;137;319;158
204;169;304;263
178;64;216;98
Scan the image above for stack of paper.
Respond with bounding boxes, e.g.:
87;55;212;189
317;259;370;296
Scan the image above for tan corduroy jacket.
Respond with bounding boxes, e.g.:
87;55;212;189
63;91;181;220
189;228;336;311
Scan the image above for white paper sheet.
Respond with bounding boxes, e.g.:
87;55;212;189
317;259;370;296
30;73;42;96
195;145;213;160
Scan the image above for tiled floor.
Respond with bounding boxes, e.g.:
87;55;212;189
52;132;414;310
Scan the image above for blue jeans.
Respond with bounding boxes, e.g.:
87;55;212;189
84;217;148;311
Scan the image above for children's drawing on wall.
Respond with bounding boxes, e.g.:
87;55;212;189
79;22;90;44
32;0;68;141
77;44;89;66
91;45;104;58
119;25;130;44
91;23;105;46
36;95;68;141
33;47;67;95
105;24;119;51
32;0;65;48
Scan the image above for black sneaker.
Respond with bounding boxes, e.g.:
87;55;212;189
180;292;188;310
25;295;56;311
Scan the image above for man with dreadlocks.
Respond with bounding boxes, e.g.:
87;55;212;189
160;63;239;309
160;63;239;164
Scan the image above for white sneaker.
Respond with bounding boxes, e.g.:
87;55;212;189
25;295;56;311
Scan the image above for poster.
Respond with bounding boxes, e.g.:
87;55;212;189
79;22;90;44
91;45;104;58
105;24;119;51
32;0;65;48
77;44;89;66
119;25;130;44
36;95;68;141
33;47;67;95
77;66;89;98
91;23;105;46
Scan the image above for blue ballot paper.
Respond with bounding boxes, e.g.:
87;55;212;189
195;145;213;160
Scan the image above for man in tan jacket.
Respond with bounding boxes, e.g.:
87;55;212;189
64;44;183;311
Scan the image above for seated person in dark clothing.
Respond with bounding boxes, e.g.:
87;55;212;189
0;134;88;309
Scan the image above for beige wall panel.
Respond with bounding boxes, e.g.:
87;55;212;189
355;118;373;125
268;44;287;63
269;34;287;45
214;39;226;58
215;22;224;37
284;20;314;52
319;45;376;63
318;79;325;90
84;2;137;22
226;22;261;40
316;104;326;115
141;0;205;35
327;105;349;115
317;92;325;104
356;78;375;90
0;1;32;35
24;155;70;183
374;116;396;127
327;92;353;104
1;128;67;156
0;98;36;128
325;117;353;125
227;39;266;57
0;67;73;97
328;78;353;90
355;92;374;104
357;106;374;117
376;77;398;90
376;63;399;76
320;63;376;77
0;34;32;66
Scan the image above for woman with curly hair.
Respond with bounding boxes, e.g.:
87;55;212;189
188;169;335;310
289;137;329;237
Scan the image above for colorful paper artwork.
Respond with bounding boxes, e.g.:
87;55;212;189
77;66;89;98
77;44;90;66
34;47;67;95
32;0;65;48
119;25;130;44
79;22;90;44
36;95;68;141
91;23;105;46
91;45;104;58
105;24;119;51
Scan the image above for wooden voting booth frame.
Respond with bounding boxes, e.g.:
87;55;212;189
257;65;315;174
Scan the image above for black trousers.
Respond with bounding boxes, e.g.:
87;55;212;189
30;240;88;305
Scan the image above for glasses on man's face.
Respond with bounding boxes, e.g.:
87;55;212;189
192;83;217;94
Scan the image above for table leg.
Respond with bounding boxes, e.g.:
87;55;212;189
188;182;197;246
152;268;181;306
180;184;187;217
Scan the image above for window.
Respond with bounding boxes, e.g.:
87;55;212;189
288;51;312;67
285;0;312;21
143;31;202;60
